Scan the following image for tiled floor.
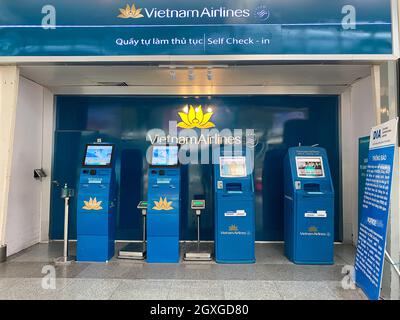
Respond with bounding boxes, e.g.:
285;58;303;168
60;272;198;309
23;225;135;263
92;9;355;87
0;242;367;300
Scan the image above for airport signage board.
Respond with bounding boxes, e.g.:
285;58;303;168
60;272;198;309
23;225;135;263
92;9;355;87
355;118;398;300
0;0;393;57
358;136;370;226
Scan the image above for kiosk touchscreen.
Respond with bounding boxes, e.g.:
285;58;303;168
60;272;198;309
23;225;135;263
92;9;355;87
146;145;181;263
284;147;334;265
77;143;117;262
214;153;255;264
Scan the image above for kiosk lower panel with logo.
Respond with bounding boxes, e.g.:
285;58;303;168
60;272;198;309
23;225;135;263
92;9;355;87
214;151;255;264
284;147;334;265
147;145;181;263
77;143;117;262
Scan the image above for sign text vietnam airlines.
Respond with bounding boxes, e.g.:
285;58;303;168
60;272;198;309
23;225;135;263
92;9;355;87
143;7;251;19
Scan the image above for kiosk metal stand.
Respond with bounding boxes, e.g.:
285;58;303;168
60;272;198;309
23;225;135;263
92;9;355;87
118;201;147;260
184;200;212;261
54;184;75;265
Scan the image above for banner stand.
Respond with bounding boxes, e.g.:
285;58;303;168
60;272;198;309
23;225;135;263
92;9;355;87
355;118;399;300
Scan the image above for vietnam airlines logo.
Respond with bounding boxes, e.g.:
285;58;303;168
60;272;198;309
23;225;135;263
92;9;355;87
178;105;215;129
153;197;174;211
308;226;318;233
229;225;239;232
118;4;144;19
83;197;103;211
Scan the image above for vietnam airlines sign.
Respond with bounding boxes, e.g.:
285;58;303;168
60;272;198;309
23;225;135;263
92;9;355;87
118;3;253;20
0;0;393;58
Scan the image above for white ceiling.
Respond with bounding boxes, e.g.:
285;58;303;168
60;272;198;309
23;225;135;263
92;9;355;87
19;64;371;89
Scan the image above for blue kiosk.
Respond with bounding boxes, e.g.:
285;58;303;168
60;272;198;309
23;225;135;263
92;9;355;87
214;150;255;264
77;143;117;262
284;146;334;265
146;145;181;263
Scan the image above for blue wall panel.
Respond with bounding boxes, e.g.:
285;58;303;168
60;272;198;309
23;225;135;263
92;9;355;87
50;95;340;241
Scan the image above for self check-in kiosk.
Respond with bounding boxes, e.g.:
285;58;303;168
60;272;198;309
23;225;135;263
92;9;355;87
284;146;334;265
77;143;117;262
214;151;255;264
147;145;181;263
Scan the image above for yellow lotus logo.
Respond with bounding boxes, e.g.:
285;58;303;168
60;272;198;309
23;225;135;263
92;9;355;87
308;226;318;233
83;197;103;211
178;105;215;129
118;4;144;19
229;225;239;232
153;197;174;211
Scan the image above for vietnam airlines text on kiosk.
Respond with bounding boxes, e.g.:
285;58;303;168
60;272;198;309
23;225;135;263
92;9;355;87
214;152;255;264
77;143;117;262
147;145;181;263
284;147;334;265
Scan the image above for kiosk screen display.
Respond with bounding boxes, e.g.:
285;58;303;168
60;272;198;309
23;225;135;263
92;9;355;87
151;146;179;166
220;157;247;178
83;145;114;167
295;156;325;178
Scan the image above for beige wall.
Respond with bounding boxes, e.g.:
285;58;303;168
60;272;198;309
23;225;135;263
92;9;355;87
0;67;19;248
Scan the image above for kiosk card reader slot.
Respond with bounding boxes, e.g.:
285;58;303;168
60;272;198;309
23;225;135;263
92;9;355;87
284;147;334;265
77;143;117;262
214;154;255;264
146;145;181;263
226;183;242;193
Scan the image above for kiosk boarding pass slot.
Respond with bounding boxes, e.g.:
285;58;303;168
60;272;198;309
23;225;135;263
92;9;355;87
226;183;242;193
303;183;323;195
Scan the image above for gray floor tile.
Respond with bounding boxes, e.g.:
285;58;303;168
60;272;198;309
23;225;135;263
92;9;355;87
0;278;21;292
0;262;47;278
176;264;218;280
8;242;76;263
291;265;344;281
255;243;292;265
0;278;70;300
254;264;344;282
335;245;357;266
254;264;297;281
54;263;90;278
224;280;283;300
110;280;172;300
326;281;368;300
213;264;258;280
75;263;134;279
0;242;364;300
168;280;225;300
54;279;121;300
132;264;180;280
275;281;338;300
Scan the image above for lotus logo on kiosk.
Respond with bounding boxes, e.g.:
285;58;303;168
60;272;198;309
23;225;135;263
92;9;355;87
229;225;239;232
308;226;318;233
153;197;174;211
118;4;144;19
82;197;103;211
177;105;216;129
